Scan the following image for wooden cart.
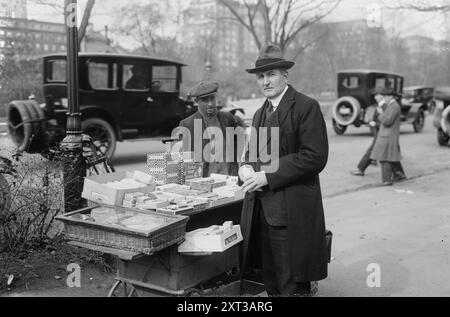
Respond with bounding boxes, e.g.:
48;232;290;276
61;199;265;297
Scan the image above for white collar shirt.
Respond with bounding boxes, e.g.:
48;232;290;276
268;85;289;111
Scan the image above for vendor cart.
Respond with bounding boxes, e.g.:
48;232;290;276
59;199;264;297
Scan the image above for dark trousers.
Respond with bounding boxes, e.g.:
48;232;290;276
357;132;378;172
380;161;406;182
258;206;312;296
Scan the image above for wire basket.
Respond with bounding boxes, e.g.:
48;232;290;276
56;206;189;255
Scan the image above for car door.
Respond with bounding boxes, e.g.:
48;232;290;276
120;60;153;129
146;64;183;131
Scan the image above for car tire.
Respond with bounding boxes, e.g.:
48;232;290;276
332;96;361;126
413;109;425;133
332;119;347;135
437;128;450;146
7;100;46;153
82;118;117;159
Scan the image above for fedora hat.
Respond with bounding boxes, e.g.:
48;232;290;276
246;44;295;74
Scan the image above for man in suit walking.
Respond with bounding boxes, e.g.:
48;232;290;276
370;87;407;186
240;45;329;296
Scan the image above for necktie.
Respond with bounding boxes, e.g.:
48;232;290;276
266;100;274;118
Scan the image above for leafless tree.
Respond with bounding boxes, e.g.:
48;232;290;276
111;1;182;58
29;0;96;46
217;0;342;55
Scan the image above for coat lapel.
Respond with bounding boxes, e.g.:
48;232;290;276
258;86;296;156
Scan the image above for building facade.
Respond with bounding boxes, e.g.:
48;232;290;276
0;17;66;59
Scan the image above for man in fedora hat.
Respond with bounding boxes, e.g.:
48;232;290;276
370;86;407;186
239;44;329;296
178;80;245;177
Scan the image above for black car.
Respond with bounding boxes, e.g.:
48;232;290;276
432;87;450;146
7;53;195;158
403;86;435;113
332;70;426;135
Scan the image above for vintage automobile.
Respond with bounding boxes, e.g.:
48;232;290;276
7;53;195;158
332;70;426;135
432;86;450;146
403;86;435;113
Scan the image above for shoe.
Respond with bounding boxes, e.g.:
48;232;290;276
380;181;393;186
293;281;318;297
393;175;407;182
351;170;365;176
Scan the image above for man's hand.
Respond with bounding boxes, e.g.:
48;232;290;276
241;172;268;193
369;121;377;128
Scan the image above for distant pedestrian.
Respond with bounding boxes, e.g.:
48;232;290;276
370;87;407;186
350;95;383;176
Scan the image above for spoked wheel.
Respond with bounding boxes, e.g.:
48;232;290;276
332;119;347;135
413;109;425;133
0;174;12;213
82;118;117;159
107;280;138;297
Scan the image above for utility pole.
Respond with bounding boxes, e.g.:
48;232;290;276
61;0;86;213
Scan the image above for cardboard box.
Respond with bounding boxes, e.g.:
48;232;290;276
178;225;243;253
82;171;156;206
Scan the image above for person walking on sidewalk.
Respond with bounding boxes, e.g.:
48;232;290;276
351;94;383;176
370;87;407;186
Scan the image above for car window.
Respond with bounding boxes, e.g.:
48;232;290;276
375;77;395;89
88;61;118;90
342;76;360;89
123;63;149;91
152;65;178;92
46;59;66;83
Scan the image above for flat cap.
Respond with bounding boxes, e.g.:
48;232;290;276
189;81;219;98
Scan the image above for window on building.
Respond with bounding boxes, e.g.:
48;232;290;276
152;65;178;92
46;59;66;83
88;61;119;90
123;62;149;91
44;44;49;51
0;41;5;48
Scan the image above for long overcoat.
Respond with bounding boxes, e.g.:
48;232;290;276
370;100;402;162
241;86;330;282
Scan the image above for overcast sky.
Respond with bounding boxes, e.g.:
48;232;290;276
26;0;449;41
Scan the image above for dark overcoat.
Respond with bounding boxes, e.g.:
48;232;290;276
179;111;245;177
370;100;402;162
241;85;330;282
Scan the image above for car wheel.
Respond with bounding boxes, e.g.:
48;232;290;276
82;118;117;159
437;128;450;146
332;119;347;135
413;109;425;133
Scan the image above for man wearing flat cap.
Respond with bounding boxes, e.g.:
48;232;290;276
178;80;245;177
239;44;329;296
370;87;407;186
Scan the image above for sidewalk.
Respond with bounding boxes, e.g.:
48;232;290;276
320;170;450;297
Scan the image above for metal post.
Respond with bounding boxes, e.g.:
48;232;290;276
61;0;86;213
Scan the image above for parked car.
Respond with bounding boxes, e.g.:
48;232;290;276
332;70;426;135
432;86;450;146
403;86;435;113
7;53;195;158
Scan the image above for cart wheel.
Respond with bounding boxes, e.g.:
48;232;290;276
108;280;138;297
